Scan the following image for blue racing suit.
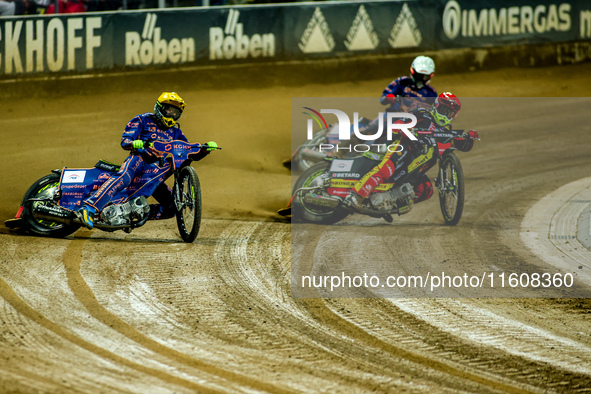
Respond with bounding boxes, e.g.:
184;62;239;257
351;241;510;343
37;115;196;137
84;113;189;219
380;76;437;112
359;76;438;145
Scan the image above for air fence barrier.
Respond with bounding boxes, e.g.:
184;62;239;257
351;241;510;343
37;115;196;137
0;0;590;78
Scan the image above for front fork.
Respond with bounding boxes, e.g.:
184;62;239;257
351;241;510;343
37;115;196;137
173;170;195;212
434;163;444;190
434;158;457;195
173;172;184;212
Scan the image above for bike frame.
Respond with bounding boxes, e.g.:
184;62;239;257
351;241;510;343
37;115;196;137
57;140;206;213
292;130;466;207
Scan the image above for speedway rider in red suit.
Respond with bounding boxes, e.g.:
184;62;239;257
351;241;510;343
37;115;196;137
77;92;217;229
344;92;479;211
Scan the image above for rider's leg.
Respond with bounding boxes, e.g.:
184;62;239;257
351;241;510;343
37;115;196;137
413;174;433;203
344;155;397;211
78;155;145;228
344;139;405;210
354;161;396;198
84;155;145;211
149;183;176;220
353;154;398;198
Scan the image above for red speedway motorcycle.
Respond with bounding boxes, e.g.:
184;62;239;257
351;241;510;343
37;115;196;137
280;129;478;225
5;140;220;243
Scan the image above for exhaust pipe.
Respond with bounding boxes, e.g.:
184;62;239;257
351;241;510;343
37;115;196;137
303;193;340;208
32;204;74;225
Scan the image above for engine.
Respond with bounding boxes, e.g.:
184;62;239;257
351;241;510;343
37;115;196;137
370;183;415;213
100;196;150;226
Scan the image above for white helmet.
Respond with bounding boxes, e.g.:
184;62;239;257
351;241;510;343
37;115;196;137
410;56;435;89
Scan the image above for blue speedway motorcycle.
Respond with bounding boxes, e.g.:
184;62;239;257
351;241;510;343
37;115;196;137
5;140;220;243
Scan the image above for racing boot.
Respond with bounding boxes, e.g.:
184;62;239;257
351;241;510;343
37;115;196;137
76;204;96;229
343;191;364;212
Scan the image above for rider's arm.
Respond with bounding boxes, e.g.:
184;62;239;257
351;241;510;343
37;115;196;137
379;79;402;106
173;127;189;143
452;130;478;152
121;115;144;151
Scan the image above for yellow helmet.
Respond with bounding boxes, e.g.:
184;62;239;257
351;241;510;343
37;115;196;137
154;92;186;128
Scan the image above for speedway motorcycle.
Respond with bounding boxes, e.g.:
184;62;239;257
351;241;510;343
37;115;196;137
5;140;220;243
283;116;372;173
284;129;477;226
284;99;435;173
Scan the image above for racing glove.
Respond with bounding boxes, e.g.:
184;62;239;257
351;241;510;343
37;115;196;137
191;141;219;162
206;141;219;151
412;137;430;155
132;140;145;149
383;94;398;104
454;131;478;152
132;139;155;150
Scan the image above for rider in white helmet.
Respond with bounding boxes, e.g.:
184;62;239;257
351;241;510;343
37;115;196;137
374;55;437;127
339;55;437;151
409;55;436;91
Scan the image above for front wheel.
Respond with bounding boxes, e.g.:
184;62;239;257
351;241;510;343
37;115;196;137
21;173;81;237
292;162;349;225
175;166;202;242
437;152;465;226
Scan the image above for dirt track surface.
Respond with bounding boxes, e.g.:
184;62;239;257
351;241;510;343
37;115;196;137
1;62;591;392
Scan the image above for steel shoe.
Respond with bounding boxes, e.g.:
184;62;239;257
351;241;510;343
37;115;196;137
343;191;364;212
77;204;96;229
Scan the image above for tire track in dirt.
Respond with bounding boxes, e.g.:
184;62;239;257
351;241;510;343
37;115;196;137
61;236;293;394
2;64;591;392
0;275;208;393
214;220;536;393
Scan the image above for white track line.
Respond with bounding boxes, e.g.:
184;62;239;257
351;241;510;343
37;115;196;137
521;177;591;287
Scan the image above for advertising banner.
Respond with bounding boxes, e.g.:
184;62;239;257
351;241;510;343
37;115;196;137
437;0;590;48
0;0;589;77
283;2;438;58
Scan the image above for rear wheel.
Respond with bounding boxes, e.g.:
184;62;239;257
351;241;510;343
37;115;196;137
175;166;202;242
437;152;465;226
292;162;349;225
21;173;81;237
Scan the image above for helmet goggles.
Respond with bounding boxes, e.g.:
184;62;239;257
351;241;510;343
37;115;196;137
154;92;185;128
435;102;457;120
411;71;432;84
161;103;182;121
433;92;461;126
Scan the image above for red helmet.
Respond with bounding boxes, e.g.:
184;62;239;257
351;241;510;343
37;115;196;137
433;92;461;126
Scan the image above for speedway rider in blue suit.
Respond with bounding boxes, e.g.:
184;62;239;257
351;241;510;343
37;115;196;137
358;55;437;142
333;56;437;158
77;92;217;229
